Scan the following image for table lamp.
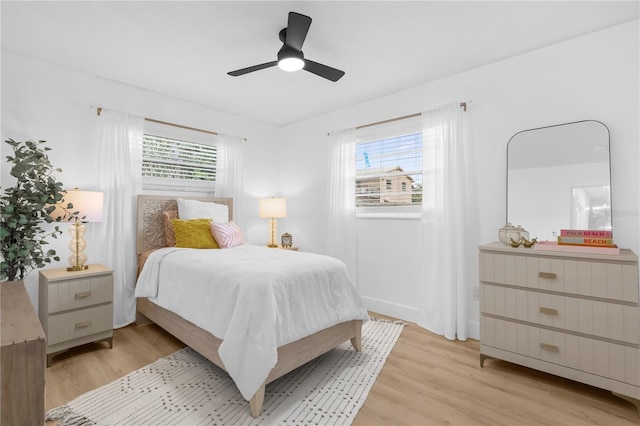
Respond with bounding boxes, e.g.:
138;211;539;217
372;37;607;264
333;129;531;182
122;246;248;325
52;189;104;271
259;197;286;247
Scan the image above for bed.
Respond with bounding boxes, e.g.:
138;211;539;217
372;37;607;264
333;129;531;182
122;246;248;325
134;195;368;417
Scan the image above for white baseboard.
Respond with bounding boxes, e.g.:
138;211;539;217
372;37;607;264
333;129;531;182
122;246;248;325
362;296;481;341
361;296;419;323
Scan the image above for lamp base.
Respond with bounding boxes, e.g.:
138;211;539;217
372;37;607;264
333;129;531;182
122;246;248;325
67;265;89;272
268;218;279;248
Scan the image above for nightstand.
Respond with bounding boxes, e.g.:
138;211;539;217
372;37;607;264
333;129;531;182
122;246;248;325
268;245;300;251
38;264;114;366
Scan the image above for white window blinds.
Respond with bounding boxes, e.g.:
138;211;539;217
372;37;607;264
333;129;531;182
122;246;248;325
355;115;422;216
142;121;217;191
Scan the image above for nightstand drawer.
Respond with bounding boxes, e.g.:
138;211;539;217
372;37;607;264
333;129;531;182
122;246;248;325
47;275;113;314
47;304;113;345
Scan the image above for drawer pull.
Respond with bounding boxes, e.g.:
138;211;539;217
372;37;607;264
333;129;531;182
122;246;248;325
540;343;559;353
75;320;91;329
75;291;92;299
539;307;558;316
539;272;557;279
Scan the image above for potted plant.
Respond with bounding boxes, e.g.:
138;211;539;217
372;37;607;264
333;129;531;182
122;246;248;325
1;139;68;282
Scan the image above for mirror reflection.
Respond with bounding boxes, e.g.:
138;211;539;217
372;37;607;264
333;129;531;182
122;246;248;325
507;120;611;241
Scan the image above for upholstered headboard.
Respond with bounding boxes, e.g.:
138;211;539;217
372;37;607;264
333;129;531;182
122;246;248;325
136;195;233;254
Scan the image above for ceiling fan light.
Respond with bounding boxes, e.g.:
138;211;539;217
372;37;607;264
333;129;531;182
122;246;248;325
278;57;304;72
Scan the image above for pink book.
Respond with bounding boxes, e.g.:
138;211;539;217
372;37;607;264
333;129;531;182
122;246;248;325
560;229;612;238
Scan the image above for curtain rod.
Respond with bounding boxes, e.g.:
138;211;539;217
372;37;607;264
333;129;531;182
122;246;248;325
356;102;468;131
327;101;469;136
97;107;218;137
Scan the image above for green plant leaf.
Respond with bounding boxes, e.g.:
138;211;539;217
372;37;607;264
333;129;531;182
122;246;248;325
1;139;67;280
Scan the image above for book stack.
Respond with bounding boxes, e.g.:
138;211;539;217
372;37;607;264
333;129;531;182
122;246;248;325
534;229;619;254
557;229;615;247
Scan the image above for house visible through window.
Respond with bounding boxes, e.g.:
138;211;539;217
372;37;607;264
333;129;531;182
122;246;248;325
142;121;217;191
355;116;422;217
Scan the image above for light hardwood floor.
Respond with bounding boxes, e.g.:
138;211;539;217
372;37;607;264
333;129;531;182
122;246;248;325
45;317;639;425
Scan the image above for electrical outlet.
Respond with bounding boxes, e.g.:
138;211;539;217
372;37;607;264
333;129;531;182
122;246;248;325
473;286;480;301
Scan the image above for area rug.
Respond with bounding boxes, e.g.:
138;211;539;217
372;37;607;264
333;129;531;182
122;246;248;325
46;318;405;426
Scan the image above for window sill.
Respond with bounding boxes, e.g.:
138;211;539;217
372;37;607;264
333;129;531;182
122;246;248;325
356;212;421;220
142;177;215;192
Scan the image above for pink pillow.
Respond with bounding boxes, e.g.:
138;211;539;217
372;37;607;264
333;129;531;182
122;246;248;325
210;221;245;248
162;209;179;247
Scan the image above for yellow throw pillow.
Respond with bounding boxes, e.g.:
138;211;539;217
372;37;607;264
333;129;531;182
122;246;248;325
171;218;219;249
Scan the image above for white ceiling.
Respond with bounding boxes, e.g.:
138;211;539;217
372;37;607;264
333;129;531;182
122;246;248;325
2;1;638;126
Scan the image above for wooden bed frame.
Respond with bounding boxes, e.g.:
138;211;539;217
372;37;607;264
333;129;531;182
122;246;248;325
135;195;362;417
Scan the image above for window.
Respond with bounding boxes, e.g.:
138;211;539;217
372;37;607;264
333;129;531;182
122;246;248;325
142;121;217;191
355;116;422;217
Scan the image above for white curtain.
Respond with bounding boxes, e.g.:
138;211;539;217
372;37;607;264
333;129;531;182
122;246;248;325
216;134;246;227
95;109;144;328
327;128;358;285
418;102;478;341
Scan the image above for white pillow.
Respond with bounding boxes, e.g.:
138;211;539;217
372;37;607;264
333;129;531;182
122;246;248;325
177;198;229;223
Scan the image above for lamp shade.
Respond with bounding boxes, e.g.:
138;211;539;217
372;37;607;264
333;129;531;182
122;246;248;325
52;189;104;222
259;197;286;219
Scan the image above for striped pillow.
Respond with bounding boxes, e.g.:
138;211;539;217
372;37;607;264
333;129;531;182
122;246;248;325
210;221;245;249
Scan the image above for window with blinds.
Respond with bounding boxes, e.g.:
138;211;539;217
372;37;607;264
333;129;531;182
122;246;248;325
142;122;217;191
355;116;422;217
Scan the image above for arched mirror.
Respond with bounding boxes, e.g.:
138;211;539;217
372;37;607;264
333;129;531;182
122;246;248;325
507;120;611;241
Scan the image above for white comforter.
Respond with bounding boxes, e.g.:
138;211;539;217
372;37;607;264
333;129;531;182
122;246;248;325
135;244;368;400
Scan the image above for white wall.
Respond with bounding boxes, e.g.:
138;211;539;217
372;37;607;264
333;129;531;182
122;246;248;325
1;51;280;308
277;20;639;338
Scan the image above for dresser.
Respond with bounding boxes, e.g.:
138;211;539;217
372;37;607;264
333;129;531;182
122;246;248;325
1;281;46;425
479;242;639;412
38;264;114;366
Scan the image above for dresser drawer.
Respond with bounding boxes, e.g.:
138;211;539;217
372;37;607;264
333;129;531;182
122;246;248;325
479;252;639;303
46;304;113;345
47;275;113;314
481;284;640;345
481;316;640;386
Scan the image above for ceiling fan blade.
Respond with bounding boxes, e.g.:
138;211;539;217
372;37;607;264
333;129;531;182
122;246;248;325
285;12;312;51
227;61;278;77
303;59;345;82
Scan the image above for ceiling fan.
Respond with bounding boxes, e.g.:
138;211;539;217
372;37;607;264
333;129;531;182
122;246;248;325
227;11;345;82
